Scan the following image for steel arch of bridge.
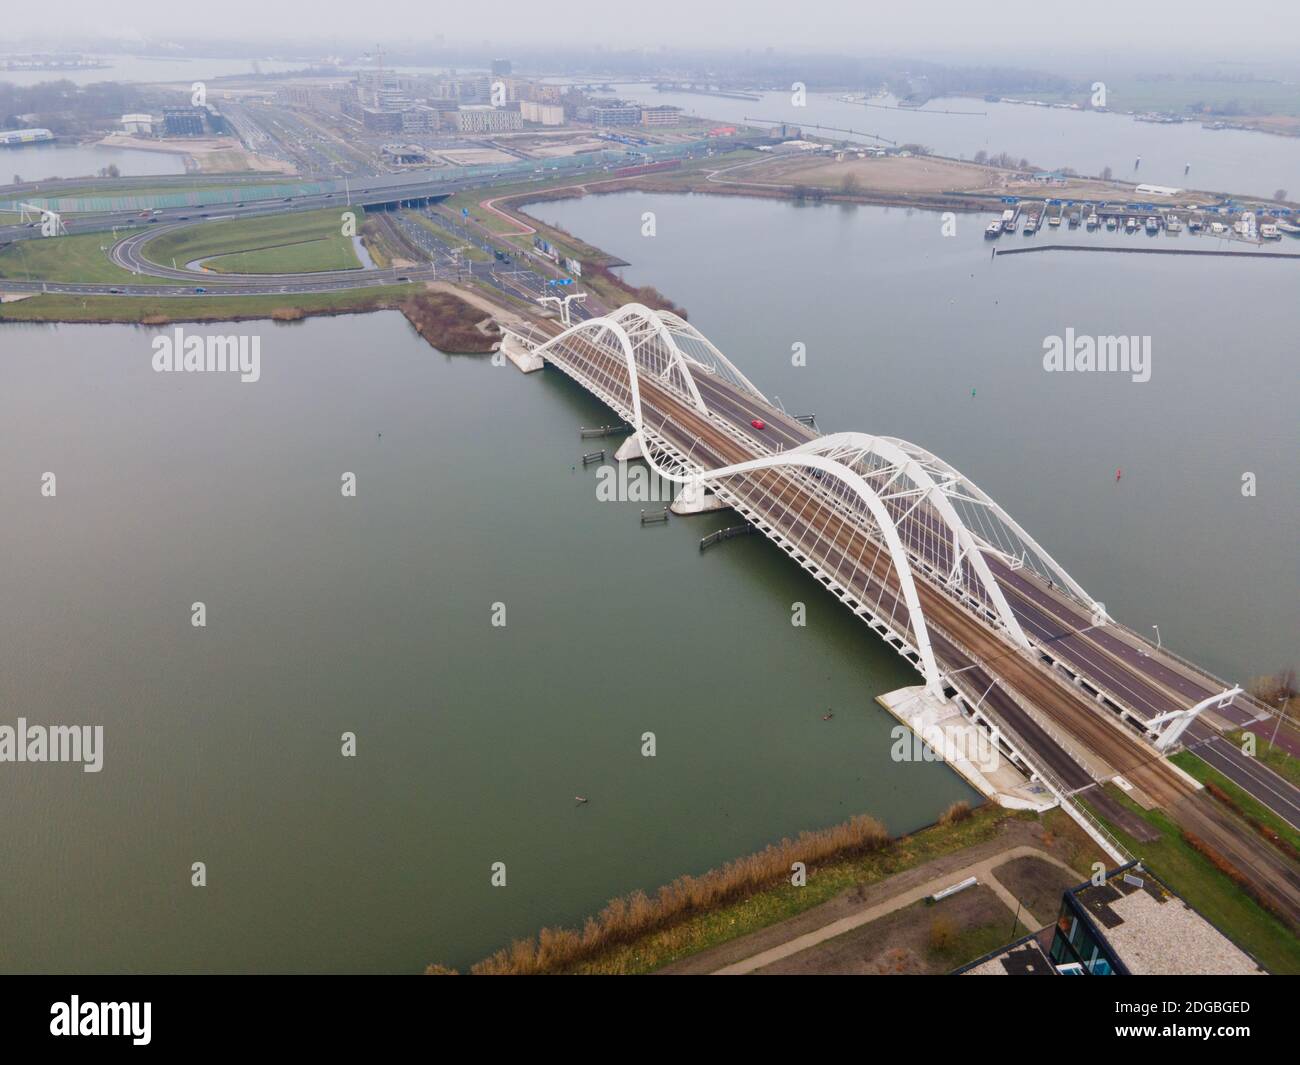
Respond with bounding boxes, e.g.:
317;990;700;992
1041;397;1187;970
531;305;1101;694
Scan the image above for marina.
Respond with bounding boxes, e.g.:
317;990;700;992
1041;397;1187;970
983;199;1297;248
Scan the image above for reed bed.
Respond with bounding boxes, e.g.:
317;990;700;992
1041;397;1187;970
442;813;890;976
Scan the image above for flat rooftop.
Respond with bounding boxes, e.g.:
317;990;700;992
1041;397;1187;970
1071;872;1263;976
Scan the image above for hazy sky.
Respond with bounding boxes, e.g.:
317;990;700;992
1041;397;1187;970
4;0;1300;57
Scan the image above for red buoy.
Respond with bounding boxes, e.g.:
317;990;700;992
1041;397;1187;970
1115;468;1123;481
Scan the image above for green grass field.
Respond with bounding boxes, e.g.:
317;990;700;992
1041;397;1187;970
145;208;362;274
1081;784;1300;974
0;232;171;285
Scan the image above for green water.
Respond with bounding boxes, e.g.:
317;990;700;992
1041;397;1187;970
535;192;1298;681
0;312;974;973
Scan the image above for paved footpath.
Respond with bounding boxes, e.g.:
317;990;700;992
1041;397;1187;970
714;844;1077;975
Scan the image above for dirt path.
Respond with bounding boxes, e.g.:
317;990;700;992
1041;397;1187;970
713;844;1077;975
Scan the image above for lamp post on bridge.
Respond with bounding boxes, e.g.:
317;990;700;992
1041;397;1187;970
1152;624;1162;649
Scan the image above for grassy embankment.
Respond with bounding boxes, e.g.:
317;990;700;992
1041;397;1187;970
0;232;173;286
1171;752;1300;857
1080;783;1300;974
428;803;1100;976
145;208;362;274
0;286;498;354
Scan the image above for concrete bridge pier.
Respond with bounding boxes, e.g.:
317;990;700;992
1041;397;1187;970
671;479;726;515
613;434;643;462
498;330;544;373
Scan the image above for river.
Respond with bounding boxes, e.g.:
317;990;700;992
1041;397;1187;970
610;85;1300;200
0;311;975;973
530;190;1298;681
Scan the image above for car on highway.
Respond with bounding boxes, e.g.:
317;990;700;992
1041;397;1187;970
751;419;766;430
194;287;206;293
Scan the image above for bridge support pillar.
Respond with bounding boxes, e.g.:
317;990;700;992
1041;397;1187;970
613;434;643;462
498;331;544;373
671;479;726;516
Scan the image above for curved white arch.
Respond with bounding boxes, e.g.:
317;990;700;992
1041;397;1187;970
790;433;1032;649
653;310;769;402
693;451;944;693
605;303;708;414
878;436;1099;613
533;307;1099;691
535;314;944;691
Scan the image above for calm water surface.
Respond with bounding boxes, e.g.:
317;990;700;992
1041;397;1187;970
0;312;974;972
613;85;1300;199
533;191;1298;680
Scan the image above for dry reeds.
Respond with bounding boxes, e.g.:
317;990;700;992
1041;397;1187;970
399;291;498;354
462;813;890;975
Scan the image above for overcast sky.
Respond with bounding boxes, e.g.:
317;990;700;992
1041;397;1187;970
4;0;1299;58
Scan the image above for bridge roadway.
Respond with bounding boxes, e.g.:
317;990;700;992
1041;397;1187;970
534;322;1300;927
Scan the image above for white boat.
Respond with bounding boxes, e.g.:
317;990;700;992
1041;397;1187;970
1048;214;1061;227
1106;216;1118;230
1125;217;1138;232
985;220;1002;238
1145;216;1159;233
1166;217;1182;233
1261;223;1280;239
1086;213;1099;230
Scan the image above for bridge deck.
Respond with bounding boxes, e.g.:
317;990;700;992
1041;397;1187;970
530;317;1300;926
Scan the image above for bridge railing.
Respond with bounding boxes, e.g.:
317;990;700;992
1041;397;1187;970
1107;617;1280;723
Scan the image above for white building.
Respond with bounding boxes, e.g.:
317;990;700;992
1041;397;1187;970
121;114;153;135
454;106;523;134
520;100;565;126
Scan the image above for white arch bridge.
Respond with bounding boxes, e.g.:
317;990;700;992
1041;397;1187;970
513;303;1104;698
502;304;1261;809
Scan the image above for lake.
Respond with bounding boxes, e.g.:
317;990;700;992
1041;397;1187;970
0;311;975;972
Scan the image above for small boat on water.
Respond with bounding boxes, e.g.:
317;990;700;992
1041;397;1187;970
1106;216;1118;230
1166;217;1182;233
1276;220;1300;236
1188;216;1203;232
1024;214;1041;234
1261;222;1280;240
1086;213;1099;230
1048;213;1062;227
1210;221;1226;234
1125;217;1138;232
985;220;1002;238
1145;216;1160;233
1068;212;1081;227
